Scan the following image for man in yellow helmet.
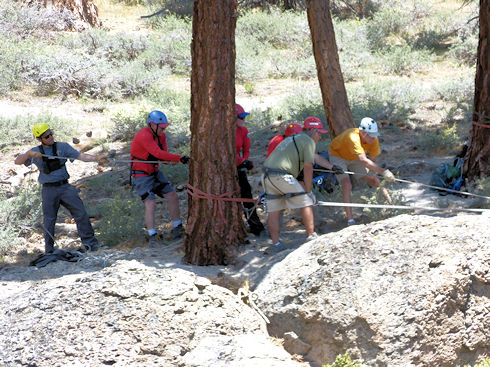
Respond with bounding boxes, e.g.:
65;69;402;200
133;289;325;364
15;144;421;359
15;123;106;254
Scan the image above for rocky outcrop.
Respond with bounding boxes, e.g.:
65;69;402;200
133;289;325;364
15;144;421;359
0;260;305;367
254;214;490;367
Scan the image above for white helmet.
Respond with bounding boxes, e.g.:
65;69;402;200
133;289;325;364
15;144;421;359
359;117;379;137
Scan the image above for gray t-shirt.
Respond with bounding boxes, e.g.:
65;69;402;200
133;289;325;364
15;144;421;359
25;142;80;184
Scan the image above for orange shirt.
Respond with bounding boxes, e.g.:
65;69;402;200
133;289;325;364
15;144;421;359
329;128;380;161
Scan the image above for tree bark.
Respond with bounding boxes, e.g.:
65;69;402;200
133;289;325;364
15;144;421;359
184;0;246;265
464;0;489;180
306;0;355;138
53;0;101;27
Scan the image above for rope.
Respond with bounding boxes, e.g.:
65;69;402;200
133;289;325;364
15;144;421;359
316;200;489;213
237;286;270;324
186;184;257;222
313;168;490;201
472;121;490;128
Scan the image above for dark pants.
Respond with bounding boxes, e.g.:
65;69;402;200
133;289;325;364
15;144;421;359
238;169;265;235
41;183;98;253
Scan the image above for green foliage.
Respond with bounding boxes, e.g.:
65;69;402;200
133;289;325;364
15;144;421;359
0;185;42;255
279;87;324;123
377;45;432;75
0;0;73;38
348;78;425;124
95;194;144;247
418;124;461;154
322;353;361;367
330;0;382;20
448;35;478;66
365;4;412;50
109;106;150;141
0;113;78;145
466;178;490;209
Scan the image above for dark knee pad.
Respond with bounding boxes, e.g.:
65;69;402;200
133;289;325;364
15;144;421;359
154;182;170;198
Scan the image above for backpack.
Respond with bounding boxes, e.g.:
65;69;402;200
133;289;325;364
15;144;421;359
312;151;339;193
429;157;464;193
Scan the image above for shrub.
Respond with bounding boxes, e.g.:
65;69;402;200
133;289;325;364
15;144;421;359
418;124;461;154
0;185;42;255
448;35;478;67
347;78;425;124
0;113;78;145
322;353;361;367
95;194;144;247
377;45;432;75
109;105;150;141
0;0;73;39
365;4;411;50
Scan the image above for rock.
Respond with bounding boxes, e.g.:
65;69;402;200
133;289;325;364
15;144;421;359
0;260;305;367
254;214;490;367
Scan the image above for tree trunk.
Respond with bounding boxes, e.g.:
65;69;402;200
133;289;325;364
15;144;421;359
184;0;246;265
52;0;101;27
464;0;489;180
306;0;355;138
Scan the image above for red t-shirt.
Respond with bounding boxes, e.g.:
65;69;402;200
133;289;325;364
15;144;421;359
130;126;181;176
266;135;285;157
236;126;250;166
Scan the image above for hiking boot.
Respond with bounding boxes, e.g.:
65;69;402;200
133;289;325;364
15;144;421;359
347;219;356;226
84;242;100;252
306;232;319;241
149;234;163;248
172;224;185;239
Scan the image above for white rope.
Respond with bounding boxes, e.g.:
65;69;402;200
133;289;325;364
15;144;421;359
316;200;489;213
313;168;490;201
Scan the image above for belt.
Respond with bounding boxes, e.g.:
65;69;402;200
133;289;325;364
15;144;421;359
43;179;68;187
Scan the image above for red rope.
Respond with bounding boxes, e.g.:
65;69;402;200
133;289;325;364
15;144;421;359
186;184;257;222
472;121;490;128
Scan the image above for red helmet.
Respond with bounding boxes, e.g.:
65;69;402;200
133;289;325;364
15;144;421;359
236;104;249;119
284;123;303;136
303;116;328;133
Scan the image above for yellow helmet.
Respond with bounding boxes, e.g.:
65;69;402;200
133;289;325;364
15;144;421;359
32;123;50;138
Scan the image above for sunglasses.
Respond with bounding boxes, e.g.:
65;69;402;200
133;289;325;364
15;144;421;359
42;132;53;139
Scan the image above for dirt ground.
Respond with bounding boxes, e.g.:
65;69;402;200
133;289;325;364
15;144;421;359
1;86;484;270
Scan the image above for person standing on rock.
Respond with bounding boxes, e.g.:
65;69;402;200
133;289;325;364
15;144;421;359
235;103;266;236
14;123;105;254
130;110;190;247
329;117;395;225
262;118;328;251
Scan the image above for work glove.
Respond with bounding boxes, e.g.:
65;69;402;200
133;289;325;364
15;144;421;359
180;155;190;164
331;165;344;175
382;169;395;182
96;154;110;165
239;159;254;171
306;191;317;205
27;150;42;159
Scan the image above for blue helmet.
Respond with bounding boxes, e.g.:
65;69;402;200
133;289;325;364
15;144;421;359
147;110;168;126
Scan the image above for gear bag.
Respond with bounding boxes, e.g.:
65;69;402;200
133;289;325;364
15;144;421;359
429;157;464;193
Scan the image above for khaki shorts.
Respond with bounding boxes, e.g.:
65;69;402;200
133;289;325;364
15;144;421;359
330;155;372;180
262;173;314;212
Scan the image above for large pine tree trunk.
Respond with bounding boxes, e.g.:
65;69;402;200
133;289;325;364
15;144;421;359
53;0;101;27
464;0;489;180
306;0;355;137
184;0;246;265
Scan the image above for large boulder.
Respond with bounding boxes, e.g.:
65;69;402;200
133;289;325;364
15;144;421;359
254;214;490;367
0;260;306;367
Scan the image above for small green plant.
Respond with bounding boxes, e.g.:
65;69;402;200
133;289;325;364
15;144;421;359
462;358;490;367
95;194;144;247
418;124;461;154
323;352;361;367
0;184;42;255
244;82;255;95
